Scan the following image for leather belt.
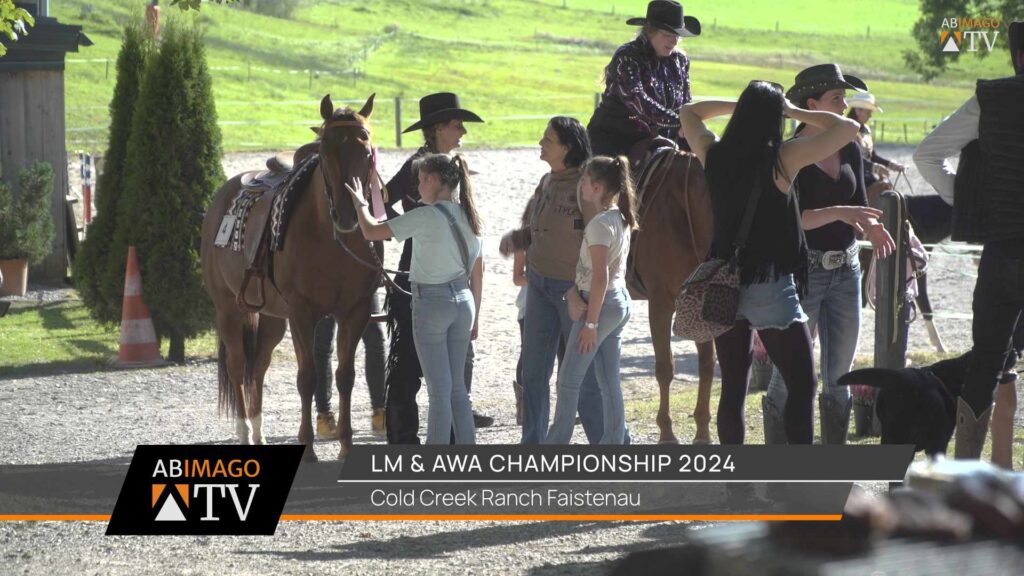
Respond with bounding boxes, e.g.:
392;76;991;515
808;244;860;271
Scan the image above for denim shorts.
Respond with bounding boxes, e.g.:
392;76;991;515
736;274;808;331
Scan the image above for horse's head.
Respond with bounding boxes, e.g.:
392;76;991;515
316;93;376;233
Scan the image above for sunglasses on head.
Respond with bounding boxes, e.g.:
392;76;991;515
750;80;785;92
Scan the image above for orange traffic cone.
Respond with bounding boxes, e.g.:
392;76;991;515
113;246;166;368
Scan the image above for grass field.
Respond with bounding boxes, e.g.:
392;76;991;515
53;0;1013;152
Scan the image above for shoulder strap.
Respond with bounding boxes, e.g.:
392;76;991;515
433;202;473;278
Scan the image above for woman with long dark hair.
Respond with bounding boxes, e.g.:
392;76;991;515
349;154;483;444
761;65;895;446
587;0;701;157
679;80;864;444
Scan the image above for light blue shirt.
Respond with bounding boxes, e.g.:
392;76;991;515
388;200;482;285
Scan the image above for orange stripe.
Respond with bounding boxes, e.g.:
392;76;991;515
0;514;843;522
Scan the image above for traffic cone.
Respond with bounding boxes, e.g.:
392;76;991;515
113;246;166;368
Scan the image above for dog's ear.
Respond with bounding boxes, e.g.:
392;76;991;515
838;368;914;391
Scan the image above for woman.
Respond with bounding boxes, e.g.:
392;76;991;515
499;116;612;445
847;92;906;206
679;80;866;444
349;154;483;444
381;92;489;444
587;0;701;157
762;65;895;445
545;156;637;445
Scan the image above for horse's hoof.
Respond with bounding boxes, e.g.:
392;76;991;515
658;434;679;445
302;446;318;463
338;443;351;461
692;436;711;446
255;436;268;446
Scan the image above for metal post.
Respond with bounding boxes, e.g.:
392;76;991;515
874;191;910;369
394;97;402;148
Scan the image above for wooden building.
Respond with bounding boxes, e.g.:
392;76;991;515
0;1;90;281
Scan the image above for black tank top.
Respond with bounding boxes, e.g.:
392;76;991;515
708;160;807;290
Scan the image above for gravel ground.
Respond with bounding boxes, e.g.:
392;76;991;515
1;146;1017;575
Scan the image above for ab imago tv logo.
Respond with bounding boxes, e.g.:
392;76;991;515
107;445;303;535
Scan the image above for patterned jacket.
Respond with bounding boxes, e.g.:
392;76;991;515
600;36;692;138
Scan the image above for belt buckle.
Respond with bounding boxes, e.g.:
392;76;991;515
822;251;844;270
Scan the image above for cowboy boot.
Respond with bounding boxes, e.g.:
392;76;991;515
819;394;852;445
954;397;992;460
761;395;787;445
371;407;386;437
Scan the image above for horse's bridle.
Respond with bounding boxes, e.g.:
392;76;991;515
318;118;412;297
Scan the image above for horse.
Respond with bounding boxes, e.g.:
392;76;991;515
200;94;381;462
630;149;715;444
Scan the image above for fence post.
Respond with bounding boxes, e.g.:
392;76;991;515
903;123;908;143
874;191;910;369
394;97;402;149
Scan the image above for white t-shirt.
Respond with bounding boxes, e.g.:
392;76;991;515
387;200;482;284
575;209;629;293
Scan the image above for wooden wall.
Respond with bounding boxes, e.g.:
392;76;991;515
0;69;68;282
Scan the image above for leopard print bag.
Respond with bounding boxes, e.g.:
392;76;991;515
672;257;740;343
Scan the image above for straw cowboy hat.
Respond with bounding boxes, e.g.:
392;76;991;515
786;64;867;103
402;92;484;134
848;92;883;113
626;0;701;38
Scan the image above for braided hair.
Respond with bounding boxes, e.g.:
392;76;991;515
582;155;638;230
413;153;482;235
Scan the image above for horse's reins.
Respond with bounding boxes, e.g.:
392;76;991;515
318;118;413;297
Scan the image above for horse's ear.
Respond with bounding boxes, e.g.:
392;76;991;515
320;94;334;122
310;126;321;136
358;93;376;120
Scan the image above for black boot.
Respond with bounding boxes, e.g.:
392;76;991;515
761;395;787;445
819;394;852;445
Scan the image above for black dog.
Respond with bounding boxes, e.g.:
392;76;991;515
838;353;971;456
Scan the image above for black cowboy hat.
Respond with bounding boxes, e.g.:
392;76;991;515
785;64;868;104
626;0;701;38
402;92;484;134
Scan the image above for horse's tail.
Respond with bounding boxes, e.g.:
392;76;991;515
217;312;261;418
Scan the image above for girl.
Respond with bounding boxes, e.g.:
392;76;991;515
545;156;637;445
348;154;483;444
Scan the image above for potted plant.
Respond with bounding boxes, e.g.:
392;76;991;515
0;162;55;297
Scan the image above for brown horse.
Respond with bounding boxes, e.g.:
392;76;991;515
631;150;715;444
200;94;380;462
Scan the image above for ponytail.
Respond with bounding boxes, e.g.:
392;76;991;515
583;155;638;230
453;154;482;235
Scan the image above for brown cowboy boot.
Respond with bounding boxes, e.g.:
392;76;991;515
316;411;337;439
954;398;992;460
371;407;386;437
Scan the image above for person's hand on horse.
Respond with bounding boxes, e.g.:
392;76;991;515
578;324;597;354
345;177;369;208
833;205;883;234
866;222;895;259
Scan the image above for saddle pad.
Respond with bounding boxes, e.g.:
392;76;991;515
225;187;264;252
270;154;321;252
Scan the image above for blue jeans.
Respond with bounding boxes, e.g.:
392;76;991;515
545;287;631;444
411;279;475;445
767;258;861;406
520;268;606;444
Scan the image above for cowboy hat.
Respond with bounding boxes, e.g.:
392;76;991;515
626;0;701;38
785;64;867;104
402;92;484;134
847;92;883;113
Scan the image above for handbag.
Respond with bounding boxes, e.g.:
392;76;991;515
672;173;764;343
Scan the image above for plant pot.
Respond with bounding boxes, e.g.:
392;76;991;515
0;258;28;297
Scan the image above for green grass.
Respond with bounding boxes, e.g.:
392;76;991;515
623;354;1024;466
0;299;219;378
53;0;1013;153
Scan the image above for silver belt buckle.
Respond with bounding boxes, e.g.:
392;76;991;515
822;250;845;270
